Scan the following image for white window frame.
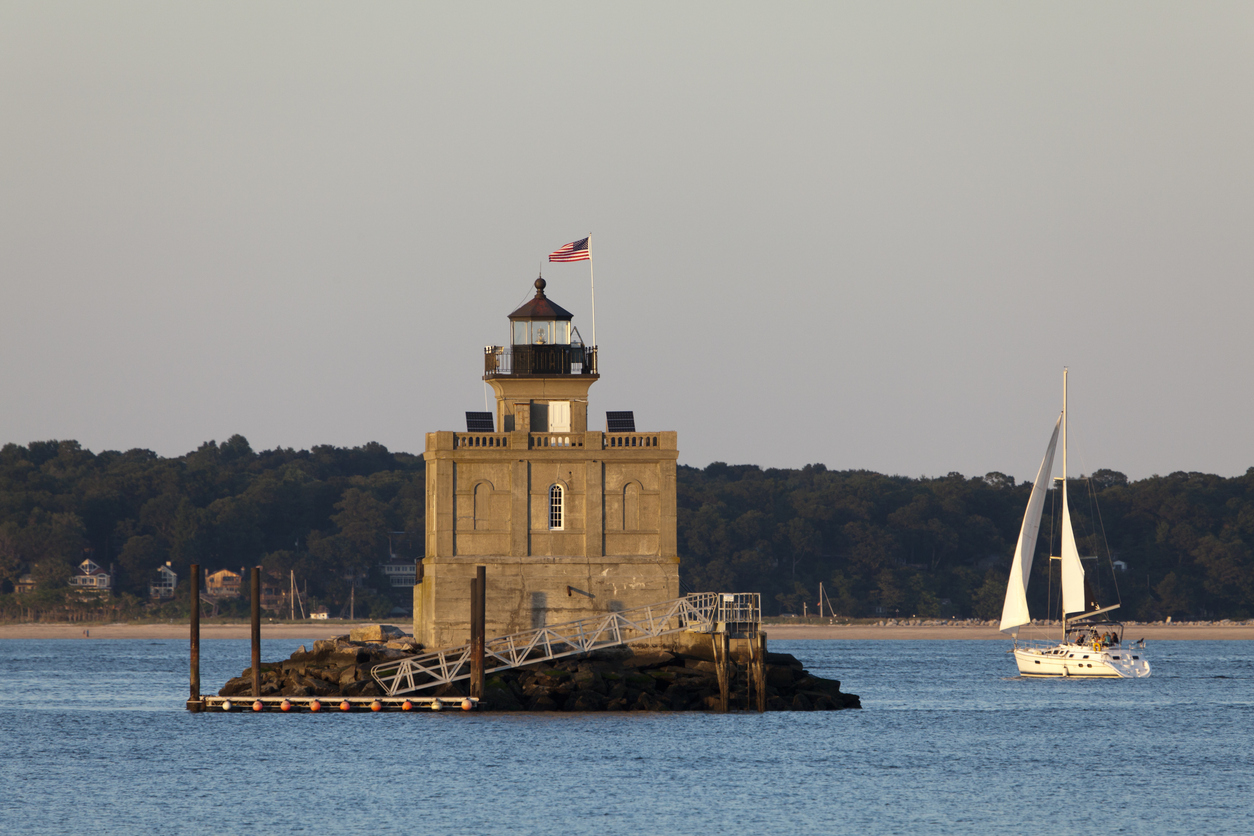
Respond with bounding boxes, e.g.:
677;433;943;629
549;484;564;530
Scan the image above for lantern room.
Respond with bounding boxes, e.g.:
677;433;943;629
510;278;572;346
482;277;599;434
485;278;597;379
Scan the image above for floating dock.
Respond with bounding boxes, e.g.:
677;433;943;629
195;695;478;712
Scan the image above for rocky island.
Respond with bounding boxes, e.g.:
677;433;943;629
217;627;861;712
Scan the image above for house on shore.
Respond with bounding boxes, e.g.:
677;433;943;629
380;557;417;589
150;562;177;599
68;557;112;596
205;568;243;599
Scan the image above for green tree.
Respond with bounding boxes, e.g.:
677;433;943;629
116;535;168;596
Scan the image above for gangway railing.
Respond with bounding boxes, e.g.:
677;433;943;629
372;591;759;697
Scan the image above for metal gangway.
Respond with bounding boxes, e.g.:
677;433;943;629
371;592;760;697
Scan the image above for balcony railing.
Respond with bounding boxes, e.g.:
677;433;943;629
484;345;597;377
530;433;583;449
604;433;659;448
453;433;509;449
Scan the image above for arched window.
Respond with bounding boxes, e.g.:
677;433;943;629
623;482;640;530
474;482;490;530
549;484;564;530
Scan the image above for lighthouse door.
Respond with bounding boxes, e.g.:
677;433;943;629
548;401;571;433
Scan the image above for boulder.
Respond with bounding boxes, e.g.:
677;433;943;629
620;650;676;669
530;693;559;711
567;689;606;711
482;680;525;711
766;665;796;688
349;624;406;643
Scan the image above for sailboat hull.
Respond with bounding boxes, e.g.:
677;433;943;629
1013;644;1151;678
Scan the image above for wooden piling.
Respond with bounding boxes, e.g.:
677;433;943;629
469;565;486;700
187;562;201;712
753;631;767;712
712;631;730;713
745;631;755;711
251;566;261;698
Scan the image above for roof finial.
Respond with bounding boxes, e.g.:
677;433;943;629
534;276;546;294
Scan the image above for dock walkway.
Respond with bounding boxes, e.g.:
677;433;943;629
372;592;760;697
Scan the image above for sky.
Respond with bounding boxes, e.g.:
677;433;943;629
2;2;1252;482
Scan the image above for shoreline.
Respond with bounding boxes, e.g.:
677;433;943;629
0;622;376;640
1;621;1251;641
763;623;1254;641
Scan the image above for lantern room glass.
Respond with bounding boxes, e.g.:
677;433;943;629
511;320;571;345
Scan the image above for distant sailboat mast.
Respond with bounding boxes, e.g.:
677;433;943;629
1059;367;1087;636
1060;367;1073;638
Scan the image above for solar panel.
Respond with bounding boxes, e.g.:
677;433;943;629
465;412;495;432
606;411;636;432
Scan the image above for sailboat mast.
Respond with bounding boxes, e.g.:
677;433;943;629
1061;367;1068;642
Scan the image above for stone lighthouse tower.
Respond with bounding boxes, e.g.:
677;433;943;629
414;278;680;647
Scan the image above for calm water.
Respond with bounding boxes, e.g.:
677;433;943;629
1;637;1251;835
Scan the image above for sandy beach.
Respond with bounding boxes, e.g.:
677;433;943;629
1;621;1250;641
0;622;377;640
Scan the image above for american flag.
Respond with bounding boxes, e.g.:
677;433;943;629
548;237;591;262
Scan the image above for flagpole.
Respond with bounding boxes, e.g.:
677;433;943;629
588;233;596;348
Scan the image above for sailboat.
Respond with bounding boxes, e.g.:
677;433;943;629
1000;369;1151;678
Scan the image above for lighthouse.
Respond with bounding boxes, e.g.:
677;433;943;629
414;278;680;647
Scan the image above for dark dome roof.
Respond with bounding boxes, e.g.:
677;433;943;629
508;277;574;320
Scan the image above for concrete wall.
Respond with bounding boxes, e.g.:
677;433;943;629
415;429;680;646
413;554;681;648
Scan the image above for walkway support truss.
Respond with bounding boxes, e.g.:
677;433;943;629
372;592;760;697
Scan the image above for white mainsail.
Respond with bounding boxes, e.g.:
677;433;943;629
999;415;1062;635
1060;482;1086;614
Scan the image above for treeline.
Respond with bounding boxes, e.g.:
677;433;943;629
2;438;1252;621
0;437;424;621
678;463;1254;621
